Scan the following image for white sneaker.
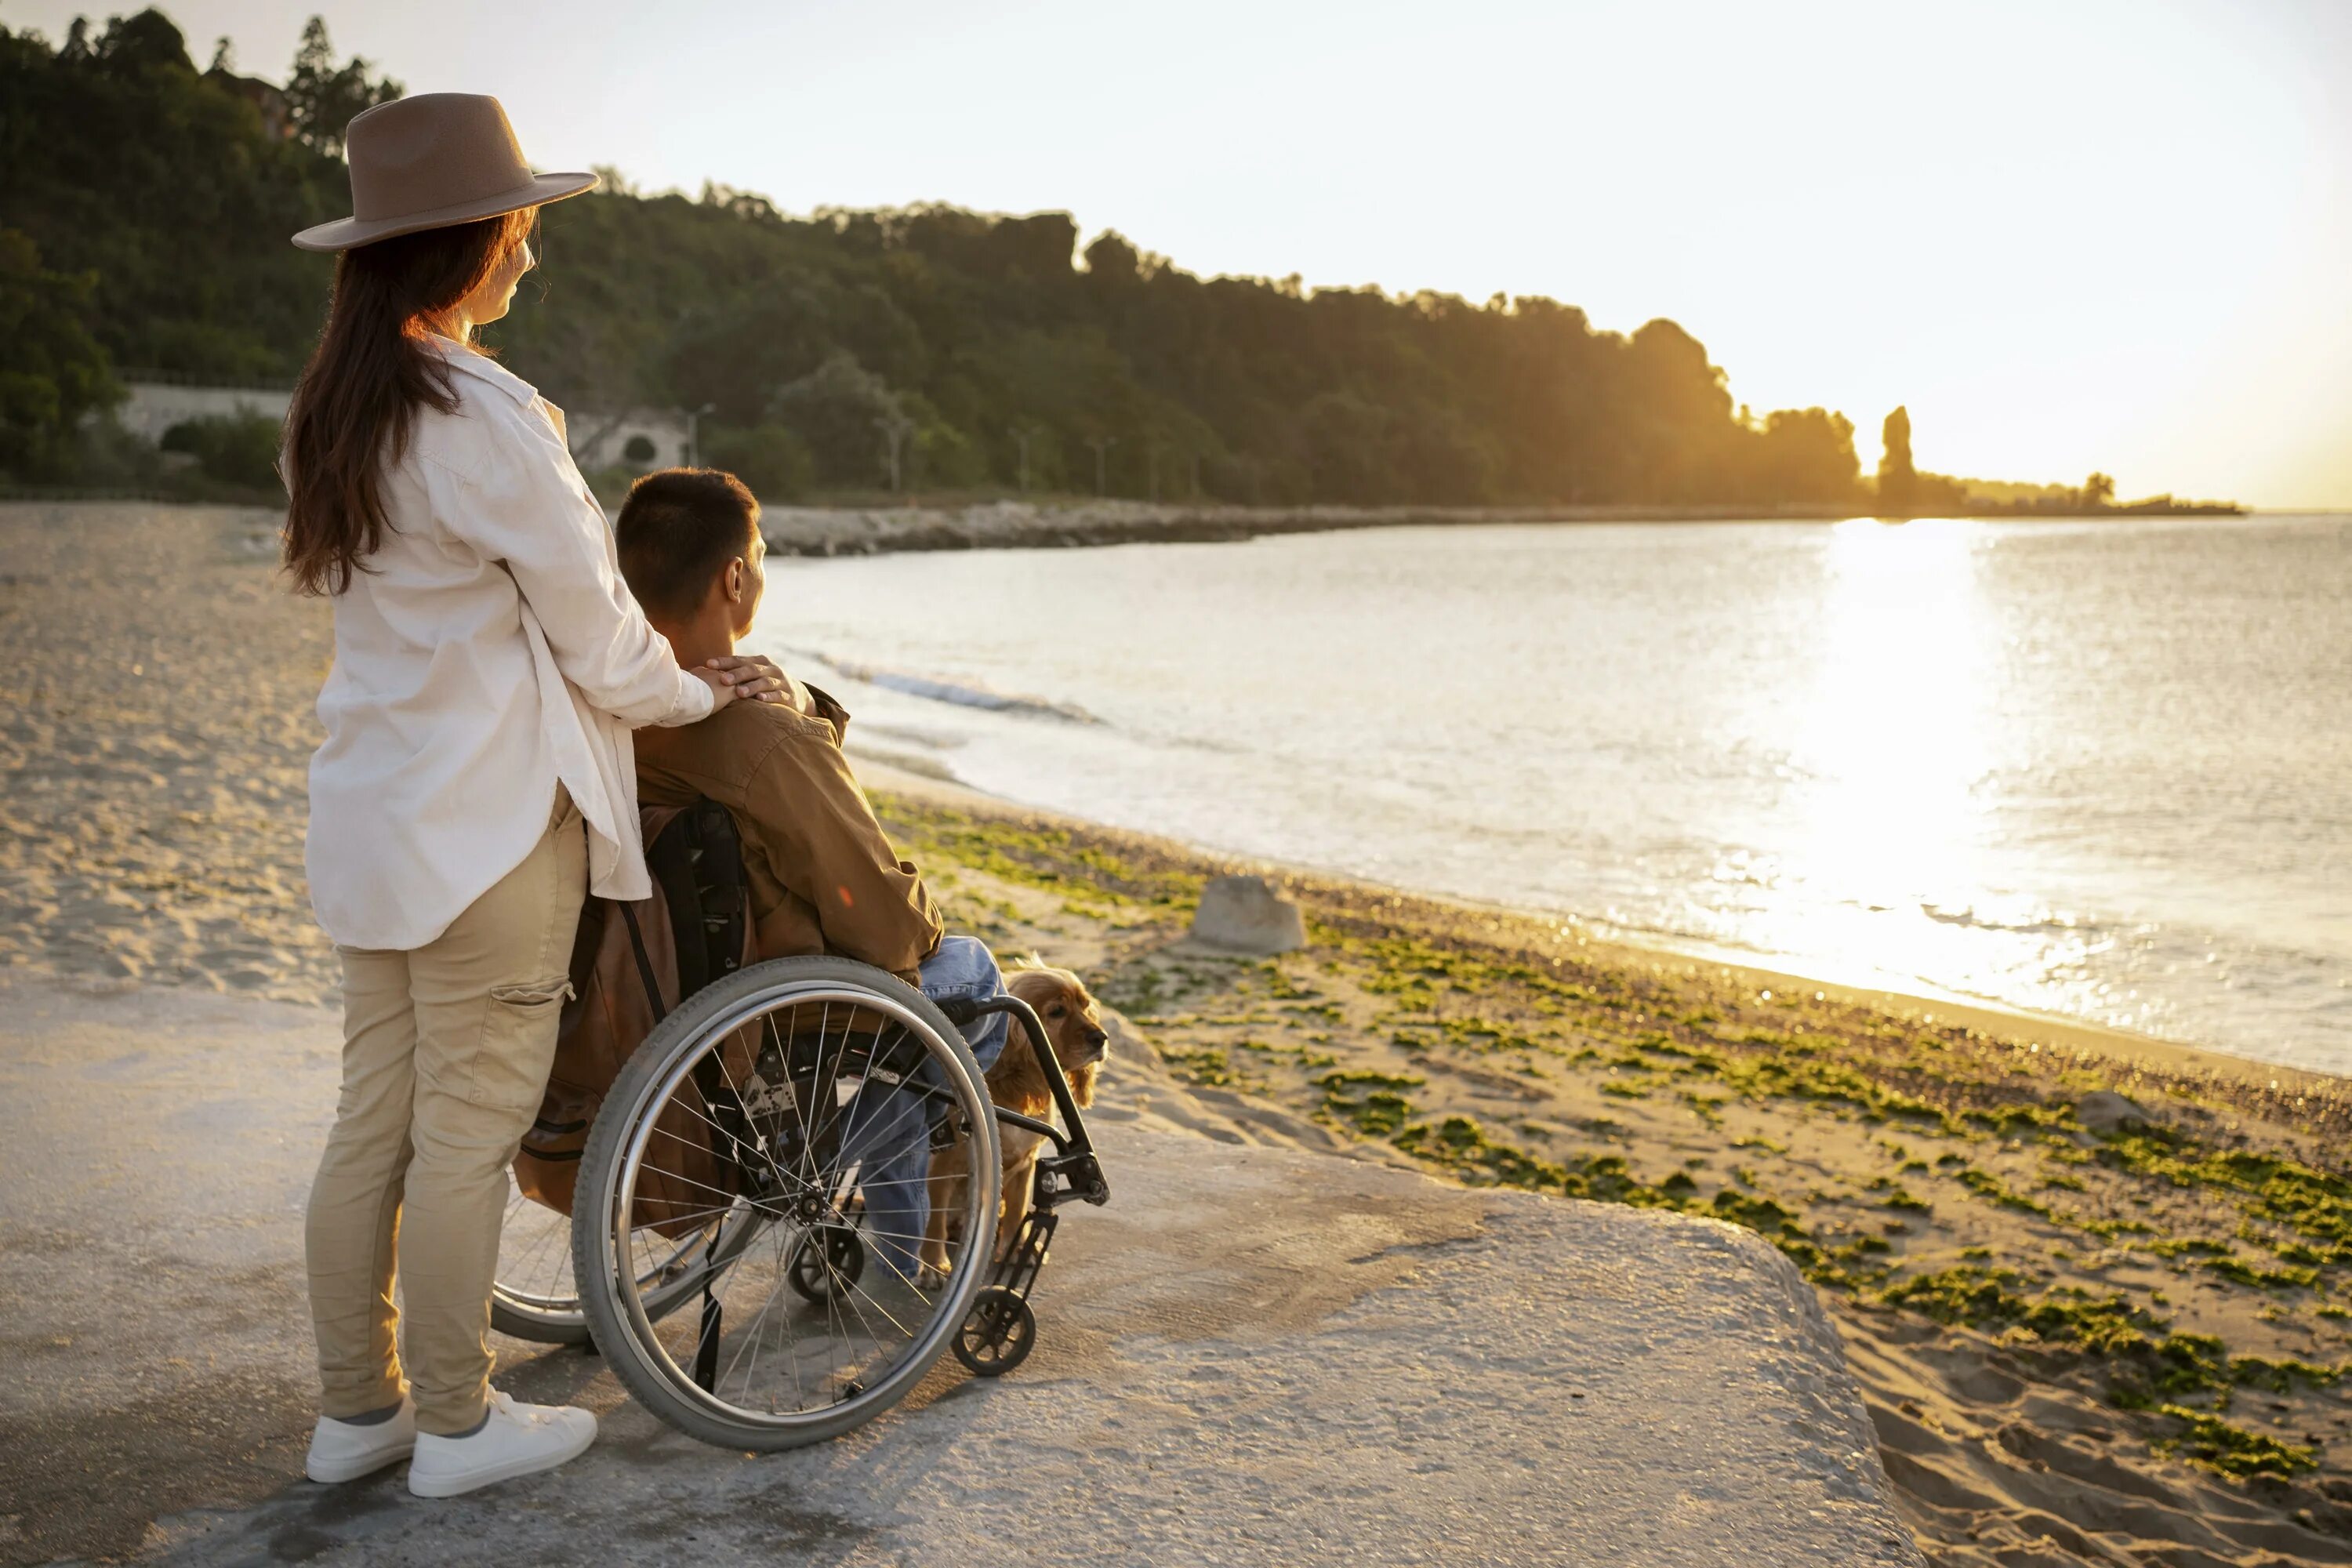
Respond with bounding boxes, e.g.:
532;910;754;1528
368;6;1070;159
305;1395;417;1483
405;1390;596;1498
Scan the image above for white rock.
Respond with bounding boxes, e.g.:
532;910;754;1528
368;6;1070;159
1188;874;1307;954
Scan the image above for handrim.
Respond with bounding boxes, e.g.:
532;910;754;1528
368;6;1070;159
575;960;1000;1447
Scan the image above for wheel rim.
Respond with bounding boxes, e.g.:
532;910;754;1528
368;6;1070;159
956;1287;1034;1373
496;1171;729;1331
494;1173;582;1325
598;982;996;1429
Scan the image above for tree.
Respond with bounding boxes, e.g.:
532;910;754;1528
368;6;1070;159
1082;231;1142;285
2081;471;2115;507
1878;405;1917;510
87;9;189;71
158;412;281;488
0;14;350;380
283;16;400;157
700;423;815;501
1751;408;1862;503
766;351;905;486
2;20;2154;508
0;228;122;477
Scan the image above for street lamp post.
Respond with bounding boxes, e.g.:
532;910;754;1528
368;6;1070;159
1008;426;1034;493
876;412;916;495
1086;436;1118;497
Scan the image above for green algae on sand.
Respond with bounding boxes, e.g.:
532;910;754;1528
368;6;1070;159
871;788;2352;1494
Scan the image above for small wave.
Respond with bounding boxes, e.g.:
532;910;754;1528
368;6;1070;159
791;650;1102;725
1918;900;2088;937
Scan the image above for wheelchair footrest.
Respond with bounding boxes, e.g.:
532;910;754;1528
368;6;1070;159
985;1207;1058;1301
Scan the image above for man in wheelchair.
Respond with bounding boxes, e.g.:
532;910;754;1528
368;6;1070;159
613;467;1011;1278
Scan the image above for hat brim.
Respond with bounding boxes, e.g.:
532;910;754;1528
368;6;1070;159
291;170;599;253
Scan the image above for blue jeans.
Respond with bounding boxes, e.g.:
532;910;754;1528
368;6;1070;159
837;935;1007;1279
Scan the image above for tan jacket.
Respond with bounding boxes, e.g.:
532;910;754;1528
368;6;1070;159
632;684;943;982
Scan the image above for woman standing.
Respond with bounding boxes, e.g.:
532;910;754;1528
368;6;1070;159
281;94;777;1498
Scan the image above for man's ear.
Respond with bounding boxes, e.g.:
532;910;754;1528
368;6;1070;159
724;557;746;605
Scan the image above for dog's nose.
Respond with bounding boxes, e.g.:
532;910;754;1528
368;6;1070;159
1083;1027;1108;1050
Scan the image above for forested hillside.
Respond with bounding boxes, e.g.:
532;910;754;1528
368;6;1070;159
3;8;2134;511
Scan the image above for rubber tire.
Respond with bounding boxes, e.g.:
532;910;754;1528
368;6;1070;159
952;1286;1037;1377
572;956;1001;1451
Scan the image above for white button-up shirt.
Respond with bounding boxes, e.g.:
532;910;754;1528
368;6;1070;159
304;338;713;950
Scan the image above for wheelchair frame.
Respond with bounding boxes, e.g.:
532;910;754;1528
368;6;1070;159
935;993;1112;1375
558;949;1116;1454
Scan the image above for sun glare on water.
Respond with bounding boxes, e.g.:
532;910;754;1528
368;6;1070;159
1762;519;2008;993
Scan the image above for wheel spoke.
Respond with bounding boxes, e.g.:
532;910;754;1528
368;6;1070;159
584;971;1004;1440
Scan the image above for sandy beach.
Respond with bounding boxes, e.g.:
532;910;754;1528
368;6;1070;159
5;502;2350;1566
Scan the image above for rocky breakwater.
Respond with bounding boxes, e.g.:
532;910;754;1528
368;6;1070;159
758;499;1543;556
756;498;1878;557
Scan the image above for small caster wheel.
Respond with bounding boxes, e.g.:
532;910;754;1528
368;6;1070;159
786;1225;865;1301
952;1286;1036;1377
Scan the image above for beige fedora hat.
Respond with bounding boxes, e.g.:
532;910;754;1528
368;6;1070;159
292;93;597;252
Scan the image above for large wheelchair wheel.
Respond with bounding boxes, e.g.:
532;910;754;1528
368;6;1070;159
574;956;1002;1450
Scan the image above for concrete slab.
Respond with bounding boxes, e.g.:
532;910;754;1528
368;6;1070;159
0;979;1921;1566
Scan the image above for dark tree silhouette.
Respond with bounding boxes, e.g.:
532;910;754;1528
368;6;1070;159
282;16;399;158
0;228;120;476
1878;405;1917;510
3;9;2196;510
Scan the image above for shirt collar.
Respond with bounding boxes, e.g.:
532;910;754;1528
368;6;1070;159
417;332;539;408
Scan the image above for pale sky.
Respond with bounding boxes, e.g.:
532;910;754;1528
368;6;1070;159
13;0;2350;506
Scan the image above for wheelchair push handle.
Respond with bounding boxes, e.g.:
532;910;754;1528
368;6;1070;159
934;993;1110;1209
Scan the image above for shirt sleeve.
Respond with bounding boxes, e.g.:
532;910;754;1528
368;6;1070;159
739;717;943;976
447;412;713;729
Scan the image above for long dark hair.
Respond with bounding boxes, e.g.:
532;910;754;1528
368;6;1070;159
281;209;535;596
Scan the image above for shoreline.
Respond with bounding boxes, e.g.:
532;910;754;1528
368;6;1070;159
854;754;2346;1097
756;496;2259;557
9;501;2352;1566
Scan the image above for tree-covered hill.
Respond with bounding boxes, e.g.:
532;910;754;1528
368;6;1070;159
4;9;2191;513
484;167;1886;507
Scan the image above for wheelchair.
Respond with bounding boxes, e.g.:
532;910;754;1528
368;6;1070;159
492;951;1109;1451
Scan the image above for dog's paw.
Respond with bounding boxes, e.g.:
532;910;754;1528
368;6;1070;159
915;1261;950;1291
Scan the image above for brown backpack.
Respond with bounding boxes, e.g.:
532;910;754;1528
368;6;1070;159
514;800;758;1238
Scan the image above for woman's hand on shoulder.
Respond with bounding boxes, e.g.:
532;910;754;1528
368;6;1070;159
692;654;804;712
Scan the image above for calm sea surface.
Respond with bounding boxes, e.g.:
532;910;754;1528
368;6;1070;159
749;516;2351;1075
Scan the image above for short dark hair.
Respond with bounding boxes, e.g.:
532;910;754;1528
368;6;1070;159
615;467;760;619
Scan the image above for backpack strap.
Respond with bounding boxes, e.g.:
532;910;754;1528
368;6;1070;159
618;902;668;1025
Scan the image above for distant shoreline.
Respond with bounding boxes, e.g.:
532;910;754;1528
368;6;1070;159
759;496;2254;557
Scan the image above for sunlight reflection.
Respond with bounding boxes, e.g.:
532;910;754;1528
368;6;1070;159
1774;520;1992;982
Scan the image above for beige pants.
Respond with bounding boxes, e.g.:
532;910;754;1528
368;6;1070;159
306;787;586;1434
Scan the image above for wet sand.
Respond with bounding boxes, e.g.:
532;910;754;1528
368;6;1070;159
5;502;2349;1566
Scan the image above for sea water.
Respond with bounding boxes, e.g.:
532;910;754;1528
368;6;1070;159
747;515;2352;1075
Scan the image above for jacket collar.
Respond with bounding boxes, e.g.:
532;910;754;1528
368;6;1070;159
417;332;538;408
